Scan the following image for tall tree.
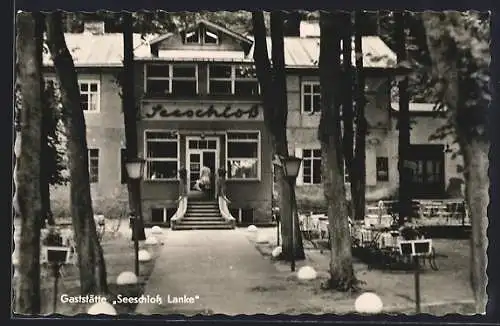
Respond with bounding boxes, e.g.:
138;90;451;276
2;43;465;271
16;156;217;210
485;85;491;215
45;11;108;294
40;80;68;225
319;10;358;291
394;11;412;225
14;11;44;314
352;11;367;222
340;12;355;218
421;11;489;313
15;76;68;226
37;14;52;227
121;11;145;236
252;11;305;260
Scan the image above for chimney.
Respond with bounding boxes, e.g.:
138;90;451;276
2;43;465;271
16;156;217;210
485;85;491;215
83;21;105;35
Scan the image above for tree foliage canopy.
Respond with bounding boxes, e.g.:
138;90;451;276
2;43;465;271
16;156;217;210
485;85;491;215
15;81;68;186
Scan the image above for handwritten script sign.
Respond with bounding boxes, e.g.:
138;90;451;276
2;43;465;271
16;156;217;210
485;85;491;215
142;103;263;121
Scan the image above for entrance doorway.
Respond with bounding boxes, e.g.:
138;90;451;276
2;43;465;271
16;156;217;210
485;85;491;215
186;136;219;199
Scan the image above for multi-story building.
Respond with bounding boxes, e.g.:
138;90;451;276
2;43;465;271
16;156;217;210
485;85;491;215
42;20;463;227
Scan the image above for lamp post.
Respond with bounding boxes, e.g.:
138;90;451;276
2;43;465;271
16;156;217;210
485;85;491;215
275;155;303;272
125;157;147;277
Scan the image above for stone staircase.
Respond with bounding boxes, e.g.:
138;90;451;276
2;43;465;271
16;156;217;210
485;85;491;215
172;200;235;230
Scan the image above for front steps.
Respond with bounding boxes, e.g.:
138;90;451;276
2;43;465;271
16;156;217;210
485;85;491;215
172;200;235;230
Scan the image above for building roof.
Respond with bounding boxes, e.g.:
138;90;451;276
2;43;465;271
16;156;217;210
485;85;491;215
391;102;447;113
257;36;397;69
43;31;397;69
42;33;154;67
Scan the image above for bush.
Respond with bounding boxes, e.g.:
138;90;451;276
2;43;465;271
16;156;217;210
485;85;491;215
50;186;129;219
296;197;327;214
51;199;129;219
93;198;129;219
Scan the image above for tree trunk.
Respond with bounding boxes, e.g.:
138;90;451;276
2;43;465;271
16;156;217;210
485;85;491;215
122;12;145;233
394;11;412;225
341;12;355;219
422;11;488;313
319;11;357;291
14;11;43;314
252;11;305;260
37;13;55;227
45;12;108;294
462;139;489;312
352;11;367;221
270;11;305;260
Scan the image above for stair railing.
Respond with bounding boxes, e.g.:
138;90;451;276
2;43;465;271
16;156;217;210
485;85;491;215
217;168;236;228
171;168;188;228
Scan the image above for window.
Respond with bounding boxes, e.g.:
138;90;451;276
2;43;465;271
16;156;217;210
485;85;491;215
241;208;254;225
226;131;260;180
376;157;389;181
44;78;99;112
88;148;99;183
185;30;200;44
204;30;219;44
172;65;197;96
120;148;127;184
302;81;321;113
302;149;322;184
151;208;166;223
145;131;179;180
208;65;232;94
235;66;259;96
145;64;198;96
188;139;217;150
229;208;254;225
151;207;175;225
185;28;219;44
79;81;100;112
208;65;259;96
300;149;349;185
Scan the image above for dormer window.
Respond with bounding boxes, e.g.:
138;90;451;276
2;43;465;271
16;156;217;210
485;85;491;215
185;31;200;44
205;30;218;44
184;26;219;45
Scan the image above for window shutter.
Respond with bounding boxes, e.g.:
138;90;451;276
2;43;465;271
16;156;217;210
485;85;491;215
366;149;377;186
295;148;304;186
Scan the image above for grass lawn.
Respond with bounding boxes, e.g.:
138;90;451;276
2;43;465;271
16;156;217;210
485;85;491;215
13;225;163;315
247;228;476;315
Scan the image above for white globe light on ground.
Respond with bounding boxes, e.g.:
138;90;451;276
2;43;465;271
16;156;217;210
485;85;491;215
87;301;117;315
271;246;282;258
116;271;138;285
247;225;258;232
255;233;269;244
138;249;151;262
151;226;163;235
354;292;383;314
297;266;317;281
145;236;159;245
